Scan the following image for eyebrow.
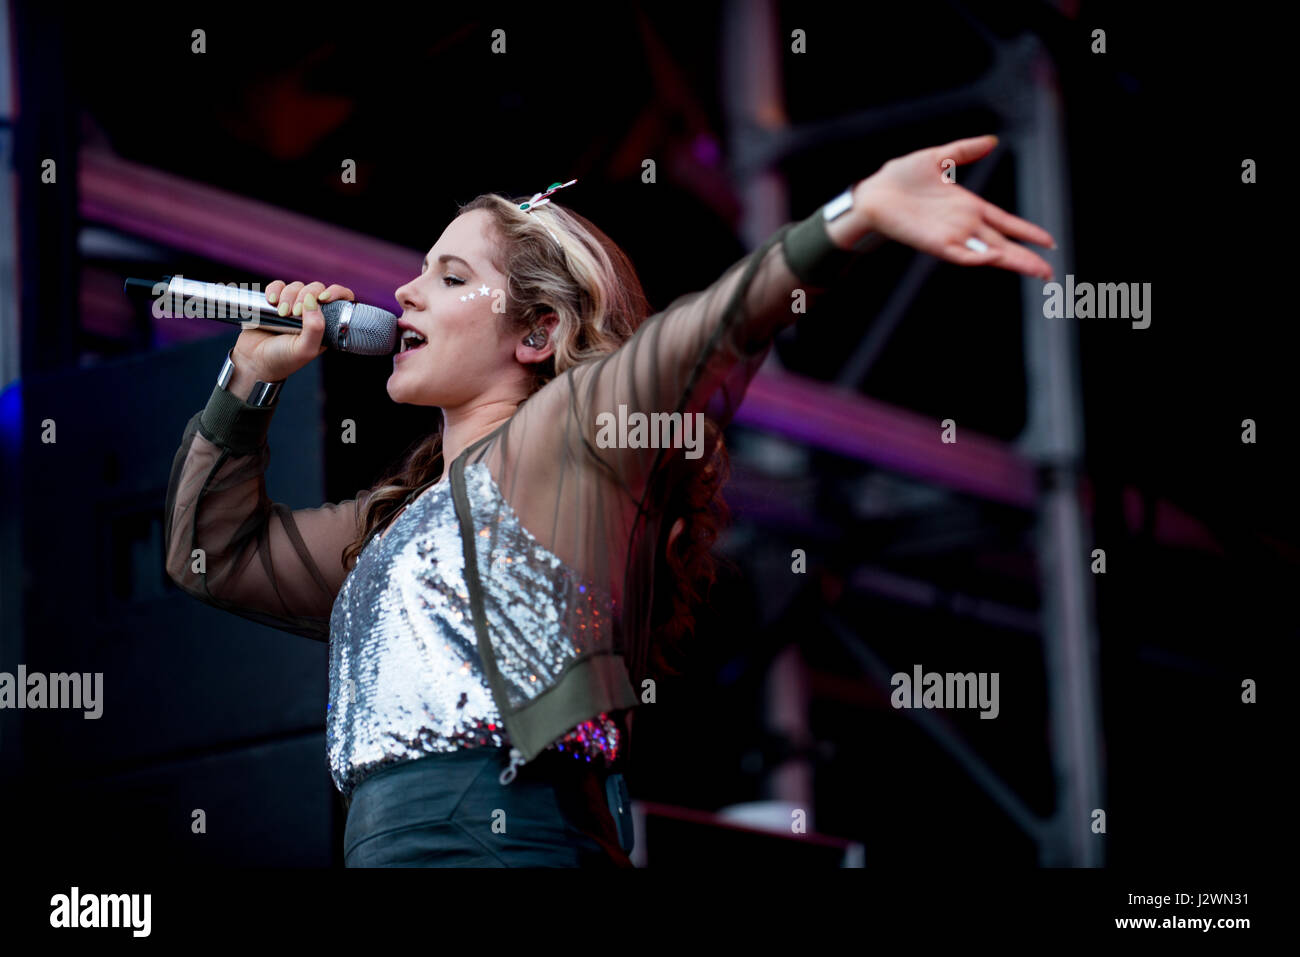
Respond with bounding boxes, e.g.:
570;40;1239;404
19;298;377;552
423;253;475;274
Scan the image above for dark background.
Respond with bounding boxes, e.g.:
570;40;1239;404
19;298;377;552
0;0;1286;870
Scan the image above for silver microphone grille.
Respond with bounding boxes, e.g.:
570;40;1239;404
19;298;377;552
321;301;400;356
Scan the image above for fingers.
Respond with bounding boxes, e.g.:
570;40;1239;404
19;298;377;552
981;200;1056;250
264;279;355;318
991;231;1053;281
938;134;999;167
294;292;327;362
317;284;355;304
947;232;1003;268
963;224;1054;280
288;281;329;317
271;281;305;316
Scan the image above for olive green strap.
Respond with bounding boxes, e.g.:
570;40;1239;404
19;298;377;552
781;206;878;287
197;384;276;456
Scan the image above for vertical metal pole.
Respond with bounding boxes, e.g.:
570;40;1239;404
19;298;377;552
722;0;789;248
1011;39;1106;866
12;0;79;379
722;0;815;817
0;0;18;390
0;0;16;776
3;0;80;785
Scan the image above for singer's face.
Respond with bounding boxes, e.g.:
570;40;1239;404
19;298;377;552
388;209;520;407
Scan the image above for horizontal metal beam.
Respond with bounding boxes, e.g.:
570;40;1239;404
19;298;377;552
733;367;1037;507
80;150;419;310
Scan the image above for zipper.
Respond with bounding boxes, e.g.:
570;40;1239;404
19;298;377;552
499;747;525;785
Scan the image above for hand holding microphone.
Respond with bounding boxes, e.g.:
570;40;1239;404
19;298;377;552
228;281;352;397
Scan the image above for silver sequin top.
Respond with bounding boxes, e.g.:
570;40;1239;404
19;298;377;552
326;459;620;798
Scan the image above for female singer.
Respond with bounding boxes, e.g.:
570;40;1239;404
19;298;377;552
163;135;1054;867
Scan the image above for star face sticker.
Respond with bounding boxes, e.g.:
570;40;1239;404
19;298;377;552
478;284;491;297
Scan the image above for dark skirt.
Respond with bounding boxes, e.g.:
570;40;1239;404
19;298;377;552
343;746;634;868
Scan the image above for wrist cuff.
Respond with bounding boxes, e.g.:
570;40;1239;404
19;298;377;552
198;383;276;455
781;208;860;288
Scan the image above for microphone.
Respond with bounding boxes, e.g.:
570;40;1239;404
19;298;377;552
123;275;400;356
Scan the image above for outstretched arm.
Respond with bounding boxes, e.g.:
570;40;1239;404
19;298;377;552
540;133;1056;495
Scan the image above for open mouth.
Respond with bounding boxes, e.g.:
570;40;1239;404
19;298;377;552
398;328;428;355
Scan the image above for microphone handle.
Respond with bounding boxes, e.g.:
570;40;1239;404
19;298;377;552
147;276;307;332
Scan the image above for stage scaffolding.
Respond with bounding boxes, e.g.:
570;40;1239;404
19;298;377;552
720;0;1103;866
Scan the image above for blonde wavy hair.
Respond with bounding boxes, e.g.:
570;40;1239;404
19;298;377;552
341;192;731;675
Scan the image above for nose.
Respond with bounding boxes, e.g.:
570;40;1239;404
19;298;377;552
395;272;423;312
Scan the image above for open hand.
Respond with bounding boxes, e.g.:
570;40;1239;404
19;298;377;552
854;135;1056;280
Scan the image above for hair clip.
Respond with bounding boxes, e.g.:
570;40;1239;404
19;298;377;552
520;179;577;247
520;178;577;212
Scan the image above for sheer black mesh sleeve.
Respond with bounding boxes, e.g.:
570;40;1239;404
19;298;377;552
163;387;371;642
